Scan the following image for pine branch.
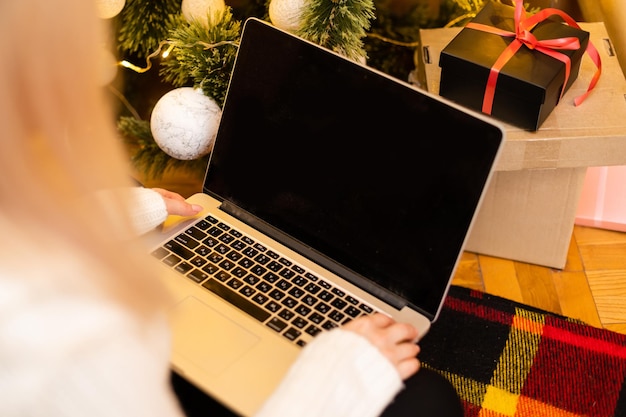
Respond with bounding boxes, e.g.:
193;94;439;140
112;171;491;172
116;0;181;59
159;10;241;107
365;1;437;80
118;116;209;179
297;0;376;62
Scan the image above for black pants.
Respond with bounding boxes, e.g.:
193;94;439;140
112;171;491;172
171;367;464;417
380;368;464;417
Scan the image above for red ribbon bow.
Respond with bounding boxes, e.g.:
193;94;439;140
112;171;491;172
465;0;602;115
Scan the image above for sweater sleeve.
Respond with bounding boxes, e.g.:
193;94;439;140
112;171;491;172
87;187;169;237
254;328;404;417
128;187;169;235
0;281;185;417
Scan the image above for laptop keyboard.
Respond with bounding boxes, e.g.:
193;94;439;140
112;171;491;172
151;214;377;347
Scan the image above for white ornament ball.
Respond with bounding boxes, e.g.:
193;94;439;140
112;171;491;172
182;0;227;26
269;0;309;32
95;0;126;19
150;88;222;161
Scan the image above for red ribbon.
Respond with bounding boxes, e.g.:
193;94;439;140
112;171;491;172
465;0;602;115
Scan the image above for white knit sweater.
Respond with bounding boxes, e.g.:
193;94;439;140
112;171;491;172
0;188;403;417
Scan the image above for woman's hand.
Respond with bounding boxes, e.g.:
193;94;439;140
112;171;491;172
151;188;203;217
343;313;421;380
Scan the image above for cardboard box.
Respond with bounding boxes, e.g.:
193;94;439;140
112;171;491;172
468;167;587;268
439;1;590;131
419;22;626;268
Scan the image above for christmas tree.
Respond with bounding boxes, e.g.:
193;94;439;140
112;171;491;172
106;0;512;179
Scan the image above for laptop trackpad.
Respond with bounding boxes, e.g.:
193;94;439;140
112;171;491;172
170;297;260;376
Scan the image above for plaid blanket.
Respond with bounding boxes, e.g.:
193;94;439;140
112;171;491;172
420;286;626;417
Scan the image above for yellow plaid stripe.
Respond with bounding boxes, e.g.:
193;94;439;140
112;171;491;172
425;308;547;415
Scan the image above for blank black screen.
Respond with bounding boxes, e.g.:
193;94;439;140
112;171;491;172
204;19;503;319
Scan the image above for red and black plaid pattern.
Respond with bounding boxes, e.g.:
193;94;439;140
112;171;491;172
420;286;626;417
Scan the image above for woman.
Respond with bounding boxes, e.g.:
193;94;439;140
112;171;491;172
0;1;461;416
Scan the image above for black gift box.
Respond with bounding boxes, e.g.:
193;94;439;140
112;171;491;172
438;1;589;131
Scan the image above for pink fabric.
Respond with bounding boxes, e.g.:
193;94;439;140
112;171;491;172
576;166;626;232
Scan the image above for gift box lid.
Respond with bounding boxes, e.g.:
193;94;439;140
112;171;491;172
440;1;589;106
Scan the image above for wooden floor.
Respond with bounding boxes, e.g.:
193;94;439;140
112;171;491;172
452;225;626;335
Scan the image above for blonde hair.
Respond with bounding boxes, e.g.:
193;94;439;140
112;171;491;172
0;0;169;315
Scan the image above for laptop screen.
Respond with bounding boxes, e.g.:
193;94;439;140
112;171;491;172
204;18;503;319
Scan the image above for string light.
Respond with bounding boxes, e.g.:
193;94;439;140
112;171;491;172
118;41;172;73
118;40;238;73
161;44;174;58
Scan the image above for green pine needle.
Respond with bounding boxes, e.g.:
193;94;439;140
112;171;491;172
297;0;376;61
159;10;242;107
116;0;181;59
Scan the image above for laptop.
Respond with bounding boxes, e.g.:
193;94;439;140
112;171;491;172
145;17;504;416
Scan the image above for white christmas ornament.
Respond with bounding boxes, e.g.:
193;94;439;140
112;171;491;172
95;0;126;19
269;0;309;32
150;88;222;160
182;0;227;26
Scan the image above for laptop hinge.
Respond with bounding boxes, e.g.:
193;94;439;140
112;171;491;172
219;200;407;310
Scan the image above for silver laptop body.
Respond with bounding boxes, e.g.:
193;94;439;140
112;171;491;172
144;17;504;416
